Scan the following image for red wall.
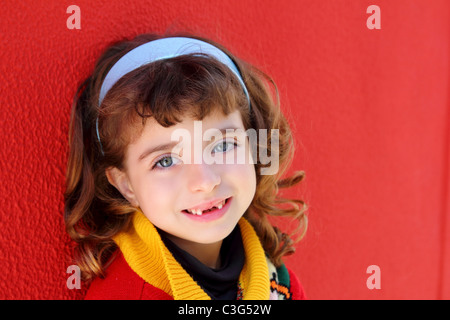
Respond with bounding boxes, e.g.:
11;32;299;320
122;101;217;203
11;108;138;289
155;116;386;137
0;0;448;299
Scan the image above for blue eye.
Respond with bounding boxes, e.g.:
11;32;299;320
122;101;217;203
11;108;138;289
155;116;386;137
213;141;237;153
152;156;180;169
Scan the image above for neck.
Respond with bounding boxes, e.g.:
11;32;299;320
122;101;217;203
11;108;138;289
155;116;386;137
113;211;271;299
162;232;223;269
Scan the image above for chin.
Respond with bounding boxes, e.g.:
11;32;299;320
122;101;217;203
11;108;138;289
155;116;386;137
190;222;238;244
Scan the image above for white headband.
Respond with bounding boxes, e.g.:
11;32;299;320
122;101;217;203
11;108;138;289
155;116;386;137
96;37;251;154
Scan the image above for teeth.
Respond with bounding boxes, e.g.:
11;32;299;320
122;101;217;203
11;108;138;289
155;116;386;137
217;200;225;210
186;199;227;215
190;209;202;215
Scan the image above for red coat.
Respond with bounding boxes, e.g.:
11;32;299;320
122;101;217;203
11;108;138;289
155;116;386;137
85;252;307;300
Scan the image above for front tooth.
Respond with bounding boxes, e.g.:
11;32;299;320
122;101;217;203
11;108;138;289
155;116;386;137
217;204;223;209
196;209;202;215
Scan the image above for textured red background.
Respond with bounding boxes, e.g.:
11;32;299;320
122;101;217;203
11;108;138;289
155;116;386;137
0;0;449;299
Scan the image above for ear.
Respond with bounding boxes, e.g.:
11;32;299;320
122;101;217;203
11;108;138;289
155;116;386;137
105;167;139;207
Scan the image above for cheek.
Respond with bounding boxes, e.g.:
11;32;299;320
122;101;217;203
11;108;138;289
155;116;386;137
233;164;257;215
240;164;256;183
227;163;257;196
246;166;257;195
133;175;177;211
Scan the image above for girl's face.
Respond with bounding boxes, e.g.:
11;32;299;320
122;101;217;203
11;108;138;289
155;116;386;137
108;109;256;246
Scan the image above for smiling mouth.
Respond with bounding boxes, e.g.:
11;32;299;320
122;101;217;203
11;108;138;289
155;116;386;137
182;198;230;216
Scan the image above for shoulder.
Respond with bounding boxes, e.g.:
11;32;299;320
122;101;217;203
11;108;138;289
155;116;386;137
84;252;144;300
286;267;307;300
84;252;172;300
269;261;307;300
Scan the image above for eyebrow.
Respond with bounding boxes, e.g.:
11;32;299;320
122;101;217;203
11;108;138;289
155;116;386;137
137;126;244;162
138;141;181;162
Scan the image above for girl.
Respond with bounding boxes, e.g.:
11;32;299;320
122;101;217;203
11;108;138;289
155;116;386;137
65;32;307;300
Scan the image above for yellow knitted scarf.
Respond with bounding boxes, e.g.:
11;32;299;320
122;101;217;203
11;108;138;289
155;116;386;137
113;210;270;300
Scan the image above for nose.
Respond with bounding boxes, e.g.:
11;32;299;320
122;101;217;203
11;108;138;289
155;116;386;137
186;163;221;193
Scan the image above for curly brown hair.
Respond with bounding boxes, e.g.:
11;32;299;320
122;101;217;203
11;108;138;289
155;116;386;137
65;32;307;282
